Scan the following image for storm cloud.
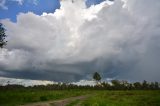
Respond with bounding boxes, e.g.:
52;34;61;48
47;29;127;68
0;0;160;82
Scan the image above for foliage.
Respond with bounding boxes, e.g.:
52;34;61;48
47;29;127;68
93;72;101;82
40;96;48;101
0;80;159;91
0;23;7;48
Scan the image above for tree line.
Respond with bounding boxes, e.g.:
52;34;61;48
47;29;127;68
0;80;159;91
0;80;159;90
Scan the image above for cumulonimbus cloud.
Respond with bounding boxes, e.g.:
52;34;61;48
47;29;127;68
0;0;160;82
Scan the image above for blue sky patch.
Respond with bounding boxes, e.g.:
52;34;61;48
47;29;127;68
0;0;105;22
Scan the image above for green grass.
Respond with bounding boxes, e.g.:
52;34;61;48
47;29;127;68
66;99;80;106
81;90;160;106
0;90;160;106
0;89;90;106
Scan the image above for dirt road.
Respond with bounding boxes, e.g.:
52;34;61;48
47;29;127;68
20;95;89;106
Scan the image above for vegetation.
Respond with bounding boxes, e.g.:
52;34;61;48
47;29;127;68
0;80;159;106
0;72;159;106
0;23;7;48
0;88;160;106
0;89;90;106
82;90;160;106
93;72;101;84
0;80;159;91
66;99;80;106
0;81;159;93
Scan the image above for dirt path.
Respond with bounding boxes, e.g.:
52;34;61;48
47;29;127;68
20;95;89;106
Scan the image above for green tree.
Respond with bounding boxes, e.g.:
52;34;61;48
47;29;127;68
93;72;101;84
133;82;141;90
111;80;121;90
0;23;7;48
154;82;159;90
149;82;155;90
142;80;148;89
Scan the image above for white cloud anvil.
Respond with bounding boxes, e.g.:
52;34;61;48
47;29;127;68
0;0;160;82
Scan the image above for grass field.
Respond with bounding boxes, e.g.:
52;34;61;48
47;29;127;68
0;90;160;106
0;89;89;106
81;90;160;106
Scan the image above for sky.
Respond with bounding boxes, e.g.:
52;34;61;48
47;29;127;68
0;0;106;22
0;0;160;82
0;0;60;22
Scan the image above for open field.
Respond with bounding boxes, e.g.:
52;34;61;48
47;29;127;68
0;89;160;106
81;90;160;106
0;89;90;106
